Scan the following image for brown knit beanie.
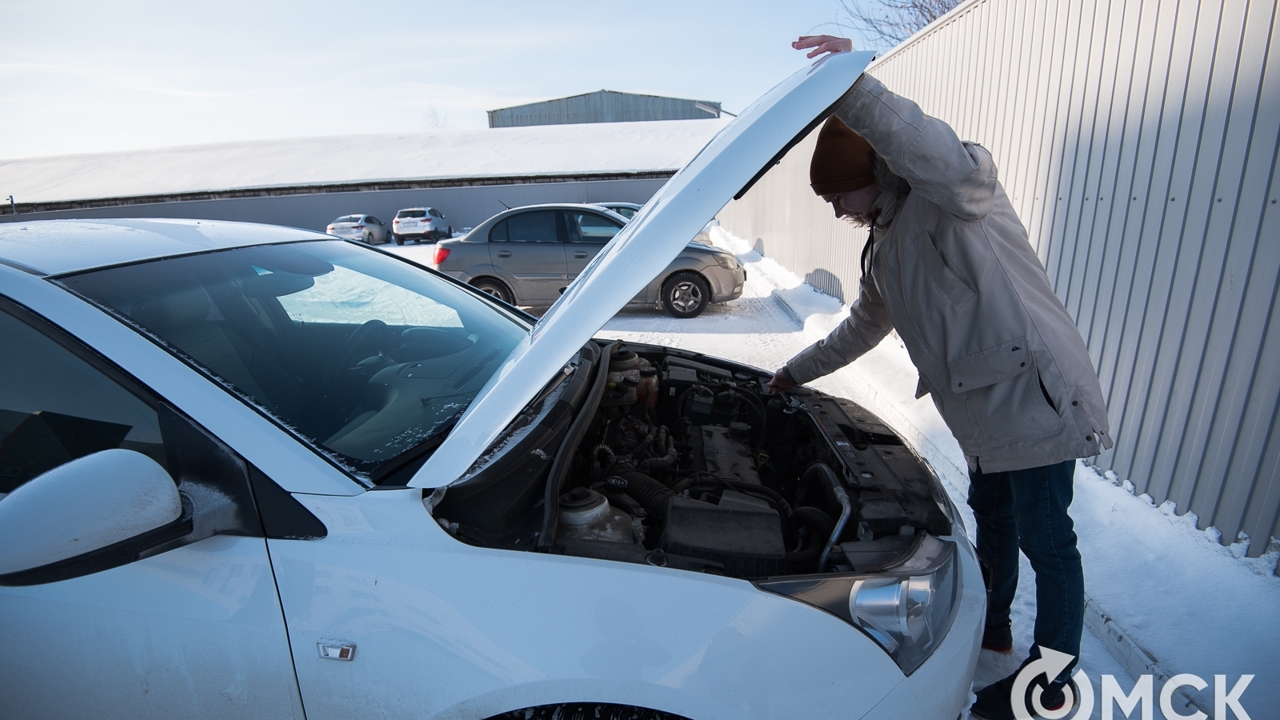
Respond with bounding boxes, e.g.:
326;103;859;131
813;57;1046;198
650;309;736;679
809;116;876;196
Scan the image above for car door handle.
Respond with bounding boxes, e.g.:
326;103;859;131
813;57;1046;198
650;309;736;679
572;252;588;258
497;251;512;258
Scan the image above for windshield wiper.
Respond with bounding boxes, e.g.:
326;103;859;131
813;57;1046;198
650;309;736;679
369;410;466;485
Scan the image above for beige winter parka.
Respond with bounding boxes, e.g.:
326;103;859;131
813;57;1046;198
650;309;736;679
784;74;1113;474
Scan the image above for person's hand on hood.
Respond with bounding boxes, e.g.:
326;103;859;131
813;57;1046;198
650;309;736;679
793;35;853;58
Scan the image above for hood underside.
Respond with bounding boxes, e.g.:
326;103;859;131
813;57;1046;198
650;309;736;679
409;51;874;489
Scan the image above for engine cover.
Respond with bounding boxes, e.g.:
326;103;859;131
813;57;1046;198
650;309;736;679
694;424;761;485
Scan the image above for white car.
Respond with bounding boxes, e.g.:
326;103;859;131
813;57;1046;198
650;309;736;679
325;214;390;244
0;51;982;720
392;206;451;244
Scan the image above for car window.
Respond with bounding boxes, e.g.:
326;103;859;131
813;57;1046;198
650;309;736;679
59;240;530;480
429;209;443;219
566;211;623;244
505;211;558;243
336;215;362;223
489;220;508;242
611;207;637;220
397;210;426;219
368;217;382;225
0;306;167;495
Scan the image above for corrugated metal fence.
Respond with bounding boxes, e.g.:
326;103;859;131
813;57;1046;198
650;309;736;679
717;0;1280;563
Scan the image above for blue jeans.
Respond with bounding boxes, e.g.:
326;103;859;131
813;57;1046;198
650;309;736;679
967;459;1083;679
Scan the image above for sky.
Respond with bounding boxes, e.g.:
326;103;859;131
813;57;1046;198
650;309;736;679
0;0;883;160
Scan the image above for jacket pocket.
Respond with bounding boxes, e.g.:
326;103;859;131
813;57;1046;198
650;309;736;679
947;337;1030;393
956;352;1065;448
913;230;975;307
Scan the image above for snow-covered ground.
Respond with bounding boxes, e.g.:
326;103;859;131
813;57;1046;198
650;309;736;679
389;228;1280;719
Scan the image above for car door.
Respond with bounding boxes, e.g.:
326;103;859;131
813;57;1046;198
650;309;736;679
486;210;567;305
562;209;624;282
0;299;307;720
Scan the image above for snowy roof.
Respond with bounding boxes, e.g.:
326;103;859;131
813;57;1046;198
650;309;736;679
0;118;730;205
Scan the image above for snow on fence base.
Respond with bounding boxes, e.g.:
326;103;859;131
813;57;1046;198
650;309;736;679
1083;598;1205;718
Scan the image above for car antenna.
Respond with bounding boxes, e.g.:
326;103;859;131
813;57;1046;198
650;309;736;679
498;199;511;210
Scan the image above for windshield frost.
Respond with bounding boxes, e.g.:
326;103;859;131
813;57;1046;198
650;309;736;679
59;240;528;479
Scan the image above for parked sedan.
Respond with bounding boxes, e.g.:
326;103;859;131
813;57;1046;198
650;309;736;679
326;214;389;244
0;50;982;720
433;203;745;318
593;201;642;220
392;206;451;244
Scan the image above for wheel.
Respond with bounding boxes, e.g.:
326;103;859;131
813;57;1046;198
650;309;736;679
488;704;688;720
363;232;374;244
471;278;514;305
660;272;710;318
393;234;404;246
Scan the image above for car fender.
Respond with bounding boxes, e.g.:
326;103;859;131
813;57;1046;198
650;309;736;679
272;489;905;720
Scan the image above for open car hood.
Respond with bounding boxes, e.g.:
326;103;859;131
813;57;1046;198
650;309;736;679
409;51;874;489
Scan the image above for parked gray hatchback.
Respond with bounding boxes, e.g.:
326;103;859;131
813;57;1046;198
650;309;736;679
432;203;745;317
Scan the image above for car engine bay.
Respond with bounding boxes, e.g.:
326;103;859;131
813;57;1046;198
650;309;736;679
432;341;953;580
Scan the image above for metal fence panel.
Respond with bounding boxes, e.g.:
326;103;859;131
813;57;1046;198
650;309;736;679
716;0;1280;563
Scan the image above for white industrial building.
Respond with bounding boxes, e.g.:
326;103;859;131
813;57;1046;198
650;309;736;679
0;119;727;233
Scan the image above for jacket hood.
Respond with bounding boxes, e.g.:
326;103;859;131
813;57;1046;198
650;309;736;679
409;51;874;489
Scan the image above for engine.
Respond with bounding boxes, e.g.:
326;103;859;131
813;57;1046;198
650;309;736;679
432;342;952;580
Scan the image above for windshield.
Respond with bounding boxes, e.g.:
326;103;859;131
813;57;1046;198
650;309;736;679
334;215;362;224
58;240;529;480
397;210;426;219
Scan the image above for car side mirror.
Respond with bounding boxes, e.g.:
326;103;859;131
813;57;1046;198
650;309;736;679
0;449;192;585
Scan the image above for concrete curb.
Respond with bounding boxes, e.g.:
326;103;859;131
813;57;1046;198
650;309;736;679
767;282;1209;714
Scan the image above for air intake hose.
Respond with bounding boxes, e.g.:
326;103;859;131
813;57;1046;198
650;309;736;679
607;470;673;521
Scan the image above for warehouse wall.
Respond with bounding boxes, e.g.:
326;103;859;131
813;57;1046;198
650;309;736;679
489;91;720;127
0;177;668;236
718;0;1280;562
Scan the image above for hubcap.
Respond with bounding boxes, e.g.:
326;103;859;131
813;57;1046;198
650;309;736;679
669;281;702;313
481;286;504;300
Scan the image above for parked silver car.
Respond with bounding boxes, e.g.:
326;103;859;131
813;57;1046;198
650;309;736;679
432;203;745;317
325;214;389;244
593;201;642;220
392;206;451;244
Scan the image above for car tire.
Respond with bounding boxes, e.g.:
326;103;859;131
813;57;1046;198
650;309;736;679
488;705;686;720
471;278;514;305
363;232;374;244
393;234;404;246
660;272;710;318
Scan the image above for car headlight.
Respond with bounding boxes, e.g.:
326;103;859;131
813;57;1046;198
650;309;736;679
713;253;739;270
755;534;959;675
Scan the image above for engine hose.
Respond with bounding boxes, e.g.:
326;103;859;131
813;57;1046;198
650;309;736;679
786;506;837;564
591;444;617;481
638;432;677;470
805;463;852;571
611;470;674;521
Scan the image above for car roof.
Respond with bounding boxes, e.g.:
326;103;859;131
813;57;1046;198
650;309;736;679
0;218;329;277
483;203;628;222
